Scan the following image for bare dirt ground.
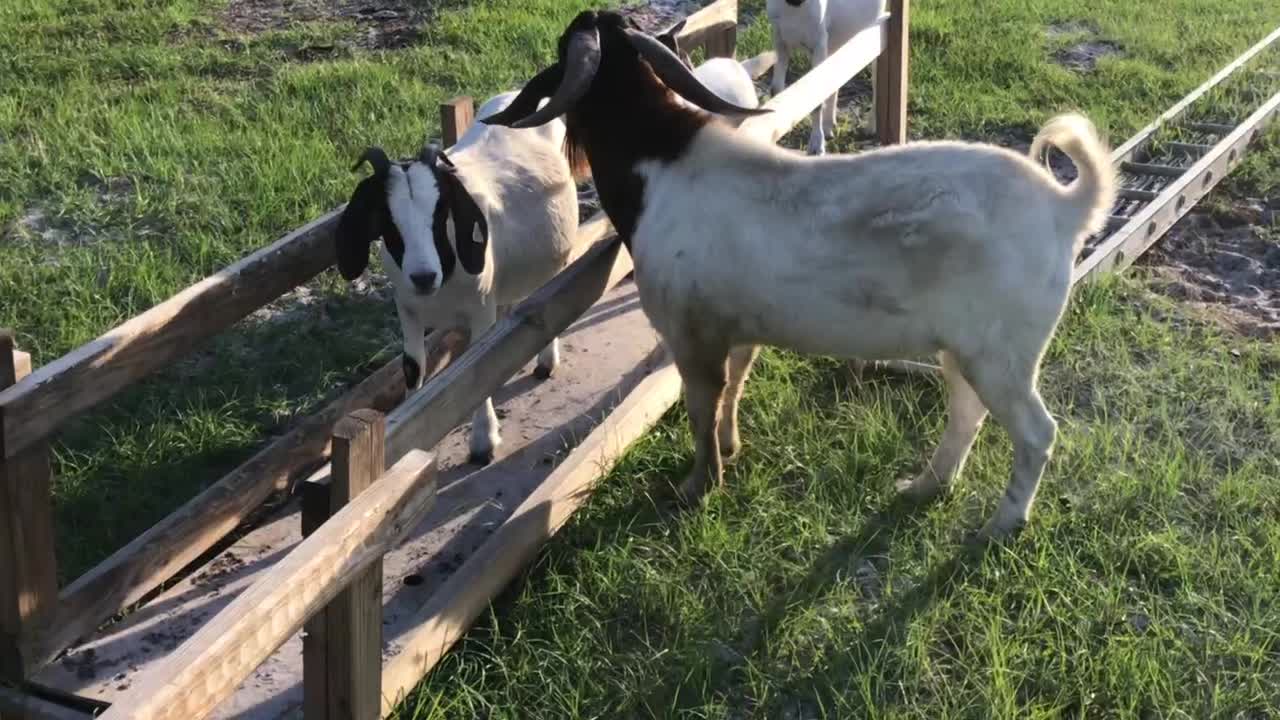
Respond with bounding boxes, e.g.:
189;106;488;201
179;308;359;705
1140;200;1280;338
222;0;431;49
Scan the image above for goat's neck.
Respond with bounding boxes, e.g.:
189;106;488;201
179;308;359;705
567;74;709;246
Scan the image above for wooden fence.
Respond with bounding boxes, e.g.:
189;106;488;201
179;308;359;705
0;0;910;716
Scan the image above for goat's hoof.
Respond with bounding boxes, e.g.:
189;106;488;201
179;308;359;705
675;475;711;507
970;515;1026;544
468;449;495;466
895;474;945;503
533;364;554;380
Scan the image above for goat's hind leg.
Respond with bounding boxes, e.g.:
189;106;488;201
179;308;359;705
719;345;759;462
963;356;1057;539
670;337;730;505
896;351;988;501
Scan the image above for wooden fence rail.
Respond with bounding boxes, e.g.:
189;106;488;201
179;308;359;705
98;433;436;720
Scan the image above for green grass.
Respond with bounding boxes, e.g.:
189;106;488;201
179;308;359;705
1;0;1279;715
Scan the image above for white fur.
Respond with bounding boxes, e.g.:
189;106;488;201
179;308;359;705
381;91;580;464
766;0;884;154
628;112;1115;537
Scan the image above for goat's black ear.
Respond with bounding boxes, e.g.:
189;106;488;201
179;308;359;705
437;171;489;275
335;176;386;281
656;20;684;54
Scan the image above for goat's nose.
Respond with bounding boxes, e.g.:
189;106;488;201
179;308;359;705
408;271;438;293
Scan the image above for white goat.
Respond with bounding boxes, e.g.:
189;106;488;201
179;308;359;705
336;91;580;465
483;11;1118;539
655;21;760;121
767;0;885;154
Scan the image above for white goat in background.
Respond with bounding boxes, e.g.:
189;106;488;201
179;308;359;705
767;0;885;154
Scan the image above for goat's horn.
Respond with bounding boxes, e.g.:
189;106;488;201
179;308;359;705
352;146;391;175
490;29;601;130
623;28;771;117
479;63;565;127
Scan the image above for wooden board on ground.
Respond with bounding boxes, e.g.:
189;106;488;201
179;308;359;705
33;280;664;718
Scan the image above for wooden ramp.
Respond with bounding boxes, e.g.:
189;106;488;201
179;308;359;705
34;280;664;718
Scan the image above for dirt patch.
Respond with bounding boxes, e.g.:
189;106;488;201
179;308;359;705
222;0;428;50
1140;204;1280;338
621;0;701;34
1047;21;1122;73
4;174;138;249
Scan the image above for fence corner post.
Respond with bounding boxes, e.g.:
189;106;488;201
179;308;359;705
0;329;59;682
875;0;909;145
440;97;476;148
302;409;386;720
705;24;736;59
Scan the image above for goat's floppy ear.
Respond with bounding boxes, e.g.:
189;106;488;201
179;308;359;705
435;168;489;275
335;176;386;281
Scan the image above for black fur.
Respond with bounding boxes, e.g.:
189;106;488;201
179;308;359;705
402;352;421;389
336;146;489;284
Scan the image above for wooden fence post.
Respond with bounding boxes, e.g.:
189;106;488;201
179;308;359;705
440;97;475;148
302;409;385;720
875;0;909;145
703;24;736;59
0;330;58;682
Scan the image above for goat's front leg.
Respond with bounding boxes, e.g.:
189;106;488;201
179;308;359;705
465;302;502;465
534;337;560;380
807;35;831;155
770;30;790;97
670;336;730;505
718;345;759;462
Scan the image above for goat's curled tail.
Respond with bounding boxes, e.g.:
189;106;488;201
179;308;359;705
1030;113;1117;243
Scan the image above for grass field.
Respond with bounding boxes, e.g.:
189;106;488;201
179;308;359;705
2;0;1279;716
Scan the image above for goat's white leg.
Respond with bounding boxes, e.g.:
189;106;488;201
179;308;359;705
396;302;429;391
771;31;790;96
718;345;759;462
534;337;560;380
465;303;502;465
807;36;831;155
896;351;988;500
964;358;1057;539
669;336;729;505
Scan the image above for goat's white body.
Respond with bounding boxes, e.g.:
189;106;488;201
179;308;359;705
629;115;1114;536
766;0;885;154
381;90;580;463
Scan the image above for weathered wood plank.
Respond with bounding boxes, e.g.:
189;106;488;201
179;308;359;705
303;410;385;720
0;686;93;720
97;450;437;720
440;97;475;148
875;0;909;145
0;332;57;682
35;328;466;676
0;213;342;461
379;349;682;712
383;235;634;469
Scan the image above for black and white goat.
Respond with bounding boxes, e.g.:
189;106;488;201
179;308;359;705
766;0;885;154
336;91;579;465
482;11;1116;538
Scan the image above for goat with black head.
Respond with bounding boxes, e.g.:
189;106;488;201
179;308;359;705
337;90;581;465
483;10;1116;539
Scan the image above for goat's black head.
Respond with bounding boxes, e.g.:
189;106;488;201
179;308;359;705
335;144;489;295
479;10;768;130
